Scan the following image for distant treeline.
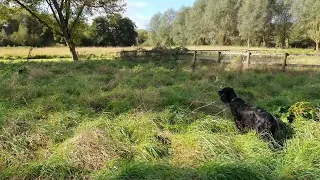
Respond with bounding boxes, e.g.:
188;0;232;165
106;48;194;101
146;0;320;50
2;0;319;50
0;11;138;47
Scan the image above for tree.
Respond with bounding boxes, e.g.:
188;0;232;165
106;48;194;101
0;3;16;20
259;0;276;47
20;11;52;46
77;23;93;46
137;29;148;45
186;0;208;45
4;0;125;60
171;6;189;46
0;29;7;46
274;0;292;48
0;9;56;46
148;12;162;46
90;15;137;47
291;0;320;51
238;0;270;47
2;19;20;35
157;8;176;46
9;24;28;45
109;14;137;46
204;0;240;45
90;16;111;46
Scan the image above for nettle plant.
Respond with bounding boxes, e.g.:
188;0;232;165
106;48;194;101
278;102;319;122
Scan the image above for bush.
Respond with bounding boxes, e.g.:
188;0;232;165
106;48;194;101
277;102;319;122
119;46;189;61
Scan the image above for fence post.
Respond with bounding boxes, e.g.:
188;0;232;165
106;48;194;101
247;52;251;67
240;55;244;71
192;51;197;70
282;53;289;71
218;51;222;63
134;50;138;59
27;47;33;61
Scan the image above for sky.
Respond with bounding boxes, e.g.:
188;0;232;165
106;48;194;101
123;0;195;29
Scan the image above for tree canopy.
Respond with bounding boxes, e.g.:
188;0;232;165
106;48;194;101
146;0;320;50
0;10;138;48
90;14;137;47
2;0;125;60
291;0;320;51
2;0;320;51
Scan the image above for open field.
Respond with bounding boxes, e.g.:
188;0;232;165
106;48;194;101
0;46;319;57
0;57;320;179
0;47;139;60
1;46;320;66
188;46;319;54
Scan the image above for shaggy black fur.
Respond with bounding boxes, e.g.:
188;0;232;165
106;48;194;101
218;87;293;148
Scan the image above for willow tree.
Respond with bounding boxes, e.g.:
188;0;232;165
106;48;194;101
171;6;189;46
148;12;162;46
157;8;176;46
186;0;209;45
291;0;320;51
238;0;269;48
4;0;125;60
274;0;292;48
204;0;241;45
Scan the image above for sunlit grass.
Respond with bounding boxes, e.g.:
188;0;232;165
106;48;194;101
0;57;320;179
0;46;318;60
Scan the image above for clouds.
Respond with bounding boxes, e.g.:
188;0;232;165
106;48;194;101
123;0;150;29
123;0;195;29
127;1;147;8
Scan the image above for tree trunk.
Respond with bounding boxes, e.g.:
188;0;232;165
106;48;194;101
69;44;79;61
65;39;79;61
247;38;250;48
280;37;285;49
285;38;289;49
316;42;319;52
222;35;227;46
262;36;266;47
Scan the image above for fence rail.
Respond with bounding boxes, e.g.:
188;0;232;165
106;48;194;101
119;49;320;71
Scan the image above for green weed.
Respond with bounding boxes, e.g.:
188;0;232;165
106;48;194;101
0;58;320;179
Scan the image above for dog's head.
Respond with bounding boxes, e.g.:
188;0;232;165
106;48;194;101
218;87;238;104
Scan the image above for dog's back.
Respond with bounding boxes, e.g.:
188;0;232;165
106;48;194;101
252;108;279;135
218;87;294;150
231;102;278;134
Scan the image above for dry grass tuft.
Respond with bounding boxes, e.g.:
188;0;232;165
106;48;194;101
63;129;118;171
225;56;245;71
96;65;109;74
171;133;205;166
25;132;51;151
27;66;53;79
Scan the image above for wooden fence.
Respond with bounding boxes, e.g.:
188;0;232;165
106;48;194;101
119;50;320;71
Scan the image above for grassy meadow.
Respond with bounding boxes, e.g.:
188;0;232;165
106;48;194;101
1;46;320;65
0;47;139;60
0;49;320;179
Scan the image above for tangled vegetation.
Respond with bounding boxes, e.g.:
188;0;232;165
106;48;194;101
0;58;320;179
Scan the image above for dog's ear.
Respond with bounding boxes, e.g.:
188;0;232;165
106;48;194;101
218;90;230;103
224;91;232;103
218;87;238;103
226;88;237;100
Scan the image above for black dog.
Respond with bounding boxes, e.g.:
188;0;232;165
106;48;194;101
218;87;291;147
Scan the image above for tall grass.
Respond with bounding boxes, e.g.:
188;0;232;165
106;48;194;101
1;46;318;61
0;58;320;179
0;47;140;60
